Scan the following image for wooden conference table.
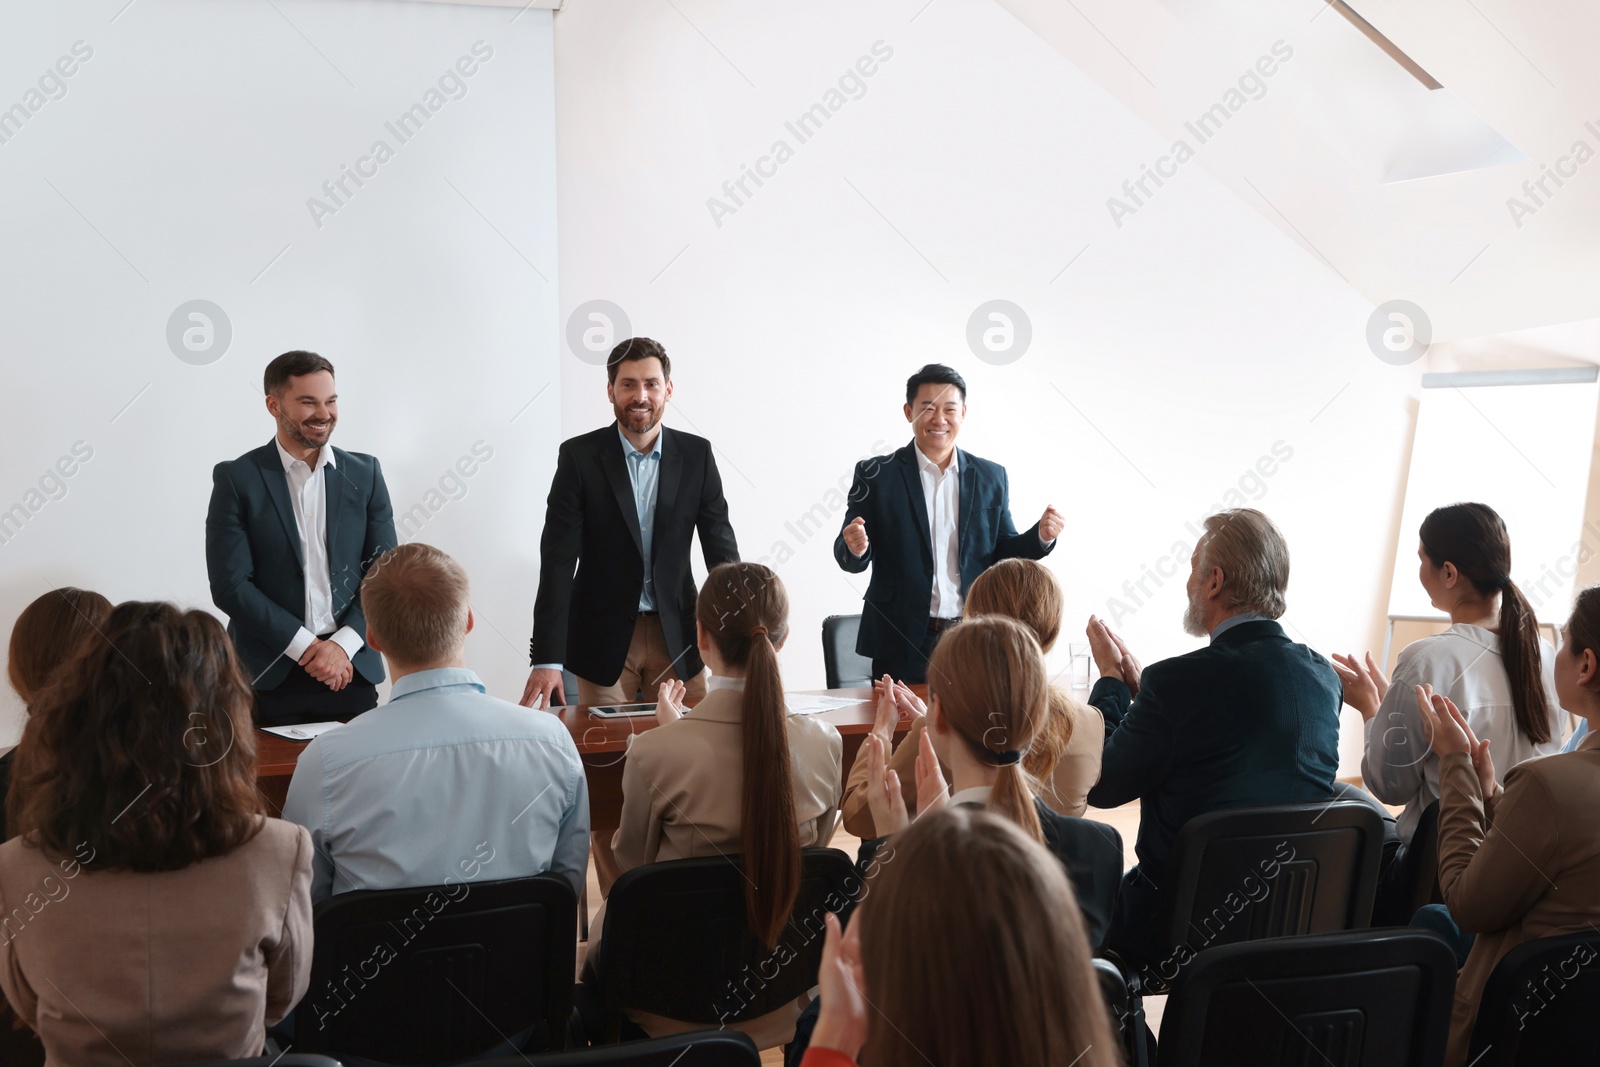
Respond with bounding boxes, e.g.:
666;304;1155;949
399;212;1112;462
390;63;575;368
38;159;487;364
254;686;909;833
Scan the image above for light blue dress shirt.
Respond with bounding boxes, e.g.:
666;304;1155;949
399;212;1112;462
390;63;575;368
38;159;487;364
282;667;591;902
1566;719;1590;752
620;426;662;612
1210;611;1270;643
532;429;663;674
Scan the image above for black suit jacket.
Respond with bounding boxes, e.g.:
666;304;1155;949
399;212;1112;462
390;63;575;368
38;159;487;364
832;442;1051;661
205;441;396;690
1039;802;1125;950
530;424;738;686
1088;619;1342;890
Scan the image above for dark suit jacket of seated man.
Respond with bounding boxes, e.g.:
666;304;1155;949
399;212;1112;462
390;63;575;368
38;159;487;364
1087;616;1342;965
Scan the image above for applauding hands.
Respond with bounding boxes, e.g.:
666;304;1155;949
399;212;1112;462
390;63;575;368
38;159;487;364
1086;615;1142;696
1414;683;1498;800
1331;652;1389;722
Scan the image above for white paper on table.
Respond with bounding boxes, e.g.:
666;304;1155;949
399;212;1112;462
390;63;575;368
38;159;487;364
259;721;346;742
785;695;869;716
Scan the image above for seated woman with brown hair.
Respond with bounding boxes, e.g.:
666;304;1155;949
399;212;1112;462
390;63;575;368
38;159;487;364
860;615;1123;948
585;562;842;1048
2;587;114;841
803;806;1121;1067
0;602;312;1067
1415;583;1600;1066
841;557;1103;835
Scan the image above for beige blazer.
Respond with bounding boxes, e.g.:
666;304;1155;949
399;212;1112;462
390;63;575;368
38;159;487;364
841;687;1103;838
611;686;843;870
0;818;313;1067
1437;728;1600;1066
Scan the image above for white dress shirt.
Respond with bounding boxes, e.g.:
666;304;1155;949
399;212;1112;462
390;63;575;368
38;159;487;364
916;445;963;619
275;440;362;663
1361;622;1566;843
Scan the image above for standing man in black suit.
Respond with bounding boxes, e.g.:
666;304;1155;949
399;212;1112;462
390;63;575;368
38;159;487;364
206;351;397;726
833;364;1064;684
520;337;739;710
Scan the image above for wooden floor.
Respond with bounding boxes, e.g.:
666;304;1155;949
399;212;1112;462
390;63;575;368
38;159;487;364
581;800;1156;1062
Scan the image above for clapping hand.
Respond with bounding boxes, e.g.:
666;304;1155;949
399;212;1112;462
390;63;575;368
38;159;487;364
1332;652;1388;722
811;912;868;1059
866;732;910;835
1414;684;1498;799
655;679;687;725
914;725;948;815
1086;616;1142;696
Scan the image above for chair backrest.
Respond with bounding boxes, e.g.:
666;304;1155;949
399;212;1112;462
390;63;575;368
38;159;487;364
821;615;871;689
1094;956;1148;1067
1165;801;1384;954
598;848;860;1038
293;873;576;1063
1403;800;1443;918
1468;931;1600;1065
480;1030;761;1066
1157;929;1457;1067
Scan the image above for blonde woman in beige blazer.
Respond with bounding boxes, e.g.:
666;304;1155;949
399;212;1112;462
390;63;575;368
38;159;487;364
1421;585;1600;1067
589;563;841;1050
0;602;313;1067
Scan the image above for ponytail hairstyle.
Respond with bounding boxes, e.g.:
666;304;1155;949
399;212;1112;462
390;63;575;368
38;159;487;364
965;559;1071;789
1565;585;1600;695
924;617;1047;843
696;562;798;948
1419;503;1551;744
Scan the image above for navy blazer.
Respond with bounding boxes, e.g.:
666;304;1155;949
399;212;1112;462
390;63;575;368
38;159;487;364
1087;619;1341;887
832;441;1050;662
530;424;739;686
205;441;396;690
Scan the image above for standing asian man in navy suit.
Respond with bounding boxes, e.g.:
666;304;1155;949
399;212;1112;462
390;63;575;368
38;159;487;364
206;351;397;727
834;364;1064;684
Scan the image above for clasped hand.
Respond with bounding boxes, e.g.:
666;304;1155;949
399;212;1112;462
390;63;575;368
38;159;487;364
299;638;352;690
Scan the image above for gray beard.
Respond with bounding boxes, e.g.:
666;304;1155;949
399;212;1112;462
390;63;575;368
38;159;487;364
1182;592;1208;637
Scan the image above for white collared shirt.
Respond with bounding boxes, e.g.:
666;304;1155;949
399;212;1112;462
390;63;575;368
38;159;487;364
274;440;362;664
916;445;963;619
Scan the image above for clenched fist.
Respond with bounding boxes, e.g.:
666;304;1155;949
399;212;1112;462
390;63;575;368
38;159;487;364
842;516;869;557
1039;504;1064;544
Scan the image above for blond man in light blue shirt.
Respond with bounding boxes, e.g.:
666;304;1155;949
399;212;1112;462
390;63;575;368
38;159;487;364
283;543;589;903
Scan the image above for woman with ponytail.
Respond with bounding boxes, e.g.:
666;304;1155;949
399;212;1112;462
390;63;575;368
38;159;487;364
861;616;1122;947
1336;502;1566;922
1408;584;1600;1065
597;562;842;1045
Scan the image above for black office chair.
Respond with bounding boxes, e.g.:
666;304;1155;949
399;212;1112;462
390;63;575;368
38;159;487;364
1156;928;1456;1066
821;615;872;689
585;848;860;1044
1105;800;1385;997
291;873;577;1063
1401;800;1443;919
479;1030;760;1066
1467;930;1600;1065
1094;956;1149;1067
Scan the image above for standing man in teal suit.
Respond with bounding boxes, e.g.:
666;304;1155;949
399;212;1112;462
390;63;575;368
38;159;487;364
834;363;1064;683
206;351;397;726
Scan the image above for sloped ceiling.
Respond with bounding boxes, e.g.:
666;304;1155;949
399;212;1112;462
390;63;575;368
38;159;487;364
994;0;1600;342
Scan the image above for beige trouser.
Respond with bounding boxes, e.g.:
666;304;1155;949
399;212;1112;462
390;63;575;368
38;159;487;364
582;613;707;896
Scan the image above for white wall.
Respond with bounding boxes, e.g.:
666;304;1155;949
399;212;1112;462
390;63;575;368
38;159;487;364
0;0;559;743
552;0;1422;774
